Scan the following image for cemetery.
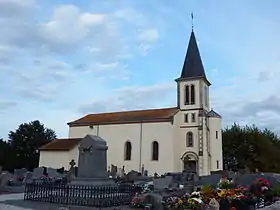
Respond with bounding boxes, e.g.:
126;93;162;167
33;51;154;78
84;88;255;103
1;135;280;209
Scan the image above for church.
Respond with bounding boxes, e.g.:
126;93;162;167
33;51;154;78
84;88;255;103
39;30;223;176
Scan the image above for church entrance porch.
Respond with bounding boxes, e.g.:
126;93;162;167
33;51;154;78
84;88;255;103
183;159;197;172
181;151;199;174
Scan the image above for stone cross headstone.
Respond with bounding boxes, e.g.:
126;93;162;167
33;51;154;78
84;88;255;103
141;164;144;175
69;159;76;171
76;135;108;179
121;165;125;176
144;170;148;176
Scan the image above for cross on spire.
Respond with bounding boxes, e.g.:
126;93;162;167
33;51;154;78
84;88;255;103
191;12;194;31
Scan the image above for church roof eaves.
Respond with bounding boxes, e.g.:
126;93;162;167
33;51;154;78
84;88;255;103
68;107;179;127
39;138;82;151
207;109;222;118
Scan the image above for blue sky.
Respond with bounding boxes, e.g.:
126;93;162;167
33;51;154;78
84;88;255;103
1;0;280;139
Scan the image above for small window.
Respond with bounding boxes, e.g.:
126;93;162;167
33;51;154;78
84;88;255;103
186;132;193;147
185;85;190;105
190;85;195;104
216;131;218;139
191;113;196;122
216;160;219;169
124;141;132;160
184;114;188;123
151;141;159;161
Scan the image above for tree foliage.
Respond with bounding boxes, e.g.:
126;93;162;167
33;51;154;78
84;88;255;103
223;123;280;173
0;120;56;171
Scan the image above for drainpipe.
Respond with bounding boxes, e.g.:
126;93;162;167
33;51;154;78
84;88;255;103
139;121;143;171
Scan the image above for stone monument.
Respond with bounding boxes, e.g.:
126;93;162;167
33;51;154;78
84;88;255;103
70;135;113;185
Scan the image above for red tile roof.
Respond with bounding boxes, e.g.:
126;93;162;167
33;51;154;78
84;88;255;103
68;107;179;127
39;138;82;151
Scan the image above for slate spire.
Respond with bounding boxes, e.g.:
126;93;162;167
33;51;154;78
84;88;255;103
179;31;210;85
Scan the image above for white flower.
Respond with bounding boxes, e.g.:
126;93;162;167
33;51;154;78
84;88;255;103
191;191;200;196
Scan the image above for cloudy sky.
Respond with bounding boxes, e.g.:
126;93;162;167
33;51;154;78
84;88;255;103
0;0;280;139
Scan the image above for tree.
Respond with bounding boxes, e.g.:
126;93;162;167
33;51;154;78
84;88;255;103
222;123;280;173
8;120;56;170
0;138;15;172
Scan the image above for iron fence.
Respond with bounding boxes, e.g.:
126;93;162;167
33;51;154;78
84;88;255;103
24;182;143;207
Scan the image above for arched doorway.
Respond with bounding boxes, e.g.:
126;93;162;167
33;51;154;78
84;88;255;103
181;152;198;173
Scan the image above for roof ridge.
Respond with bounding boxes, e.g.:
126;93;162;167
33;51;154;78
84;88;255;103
87;106;178;116
68;107;179;126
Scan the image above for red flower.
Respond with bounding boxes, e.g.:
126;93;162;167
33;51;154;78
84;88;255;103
255;178;270;187
238;195;248;199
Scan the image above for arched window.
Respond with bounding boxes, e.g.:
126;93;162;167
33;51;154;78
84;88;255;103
186;132;193;147
185;85;189;105
151;141;159;161
124;141;132;160
190;85;195;104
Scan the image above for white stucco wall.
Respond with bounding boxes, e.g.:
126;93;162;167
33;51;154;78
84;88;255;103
39;145;79;169
209;117;223;171
68;122;174;175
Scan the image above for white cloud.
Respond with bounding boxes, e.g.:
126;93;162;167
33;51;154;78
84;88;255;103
0;1;160;105
137;29;159;43
114;8;147;26
78;83;176;114
40;5;107;45
0;101;17;110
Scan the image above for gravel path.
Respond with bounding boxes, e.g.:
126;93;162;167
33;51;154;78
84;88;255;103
0;193;133;210
0;193;33;210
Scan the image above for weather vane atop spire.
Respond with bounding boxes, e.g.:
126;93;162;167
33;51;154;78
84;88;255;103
191;12;194;31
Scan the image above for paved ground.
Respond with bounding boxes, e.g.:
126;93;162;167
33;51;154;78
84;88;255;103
0;193;133;210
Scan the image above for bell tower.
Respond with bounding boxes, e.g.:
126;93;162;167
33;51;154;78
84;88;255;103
175;29;211;175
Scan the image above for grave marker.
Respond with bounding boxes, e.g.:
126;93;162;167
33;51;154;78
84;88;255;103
70;135;113;185
33;167;44;179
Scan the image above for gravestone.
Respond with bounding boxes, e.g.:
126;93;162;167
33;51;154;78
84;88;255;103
236;173;279;187
141;164;144;175
110;164;117;179
0;166;2;175
33;167;44;179
153;176;173;190
14;168;27;182
69;159;76;171
24;172;33;184
0;172;14;191
117;167;123;177
70;135;113;185
66;160;76;182
57;167;64;174
121;166;125;177
47;167;63;180
144;170;148;176
197;174;222;187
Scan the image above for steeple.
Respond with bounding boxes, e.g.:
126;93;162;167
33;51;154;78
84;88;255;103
177;31;210;85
